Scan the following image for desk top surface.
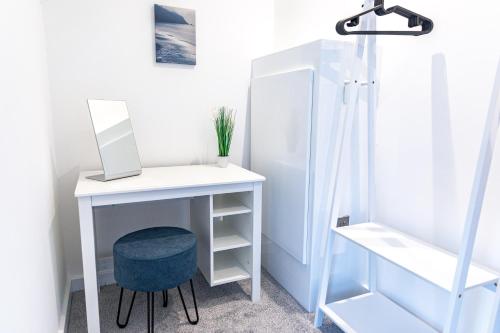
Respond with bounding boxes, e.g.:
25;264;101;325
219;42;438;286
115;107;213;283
75;164;265;197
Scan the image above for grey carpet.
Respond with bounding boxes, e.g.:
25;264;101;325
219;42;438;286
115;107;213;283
68;270;342;332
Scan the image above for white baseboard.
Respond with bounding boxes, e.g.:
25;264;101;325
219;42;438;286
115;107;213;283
70;256;116;292
60;257;116;332
58;279;72;333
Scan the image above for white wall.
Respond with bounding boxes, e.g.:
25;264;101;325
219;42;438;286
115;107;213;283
42;0;274;278
0;0;66;332
274;0;500;331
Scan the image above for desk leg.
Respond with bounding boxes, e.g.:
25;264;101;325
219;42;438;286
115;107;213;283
251;183;262;302
78;197;101;333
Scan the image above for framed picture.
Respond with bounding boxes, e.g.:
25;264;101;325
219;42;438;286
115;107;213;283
154;4;196;65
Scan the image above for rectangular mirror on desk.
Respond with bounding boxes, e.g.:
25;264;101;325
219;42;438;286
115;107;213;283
87;99;142;181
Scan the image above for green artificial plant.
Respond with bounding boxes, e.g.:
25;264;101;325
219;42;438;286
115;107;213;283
214;106;235;157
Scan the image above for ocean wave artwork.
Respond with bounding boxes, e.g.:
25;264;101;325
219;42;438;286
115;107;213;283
154;4;196;65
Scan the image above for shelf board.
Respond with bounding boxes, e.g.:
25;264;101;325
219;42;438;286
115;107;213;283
213;224;251;252
334;222;499;292
213;197;251;217
321;292;437;333
213;252;250;286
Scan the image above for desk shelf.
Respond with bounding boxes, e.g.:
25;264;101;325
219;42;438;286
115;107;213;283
213;251;251;286
213;193;252;217
214;222;251;252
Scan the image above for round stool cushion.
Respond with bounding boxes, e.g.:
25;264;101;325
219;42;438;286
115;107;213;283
113;227;197;292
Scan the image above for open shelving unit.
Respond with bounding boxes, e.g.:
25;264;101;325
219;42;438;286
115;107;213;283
191;191;254;287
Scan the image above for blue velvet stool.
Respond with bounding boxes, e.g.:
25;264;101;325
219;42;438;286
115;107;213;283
113;227;199;332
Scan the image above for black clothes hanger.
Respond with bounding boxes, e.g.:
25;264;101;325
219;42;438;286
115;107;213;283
336;0;433;36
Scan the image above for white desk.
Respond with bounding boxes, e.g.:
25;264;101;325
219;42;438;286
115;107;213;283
75;164;265;333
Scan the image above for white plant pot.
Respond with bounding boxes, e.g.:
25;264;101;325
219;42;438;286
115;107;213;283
217;156;229;168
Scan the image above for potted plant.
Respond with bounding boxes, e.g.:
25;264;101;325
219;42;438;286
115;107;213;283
214;106;235;168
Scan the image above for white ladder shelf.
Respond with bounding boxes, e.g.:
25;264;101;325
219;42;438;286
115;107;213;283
313;1;500;332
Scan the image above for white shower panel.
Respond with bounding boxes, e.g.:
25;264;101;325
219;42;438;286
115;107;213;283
251;68;314;264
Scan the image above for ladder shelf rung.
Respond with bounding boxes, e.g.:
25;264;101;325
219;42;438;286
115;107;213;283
332;222;499;292
321;292;438;333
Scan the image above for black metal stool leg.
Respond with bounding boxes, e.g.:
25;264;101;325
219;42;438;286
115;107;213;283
147;293;150;333
162;290;168;307
151;292;155;333
177;279;199;325
147;292;155;333
116;288;137;328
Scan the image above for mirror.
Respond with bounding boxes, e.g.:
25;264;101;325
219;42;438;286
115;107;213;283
87;99;142;181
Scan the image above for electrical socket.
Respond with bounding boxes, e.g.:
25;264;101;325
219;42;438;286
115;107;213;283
337;215;350;228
